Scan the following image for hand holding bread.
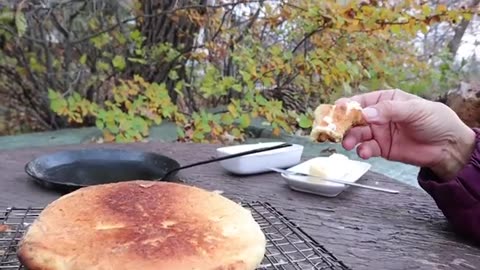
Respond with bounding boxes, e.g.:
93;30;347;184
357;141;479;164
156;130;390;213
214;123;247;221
311;89;476;182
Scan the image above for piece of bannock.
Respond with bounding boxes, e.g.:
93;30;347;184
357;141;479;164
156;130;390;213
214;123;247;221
310;101;366;143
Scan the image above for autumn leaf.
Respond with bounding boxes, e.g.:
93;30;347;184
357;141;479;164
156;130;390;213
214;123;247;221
272;128;281;137
227;104;239;118
437;4;447;13
103;131;115;142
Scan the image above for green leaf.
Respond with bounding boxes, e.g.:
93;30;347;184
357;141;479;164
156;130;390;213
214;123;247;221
174;80;184;96
88;18;99;30
115;133;129;143
0;11;14;21
127;57;147;64
221;113;234;125
113;31;127;45
231;128;242;137
119;118;133;131
336;62;348;73
239;70;251;82
176;126;185;138
106;123;119;134
50;98;67;113
166;48;181;62
168;70;179;80
231;84;243;92
29;56;45;72
255;95;268;106
132;117;149;135
47;89;59;100
130;29;143;42
48;89;67;113
67;96;76;108
79;54;87;65
112;55;126;71
298;114;312;129
96;61;111;72
390;24;401;35
125;129;138;140
269;45;282;56
239;114;251;128
95;119;105;129
262;77;273;88
15;12;27;37
421;5;431;17
90;33;110;49
193;131;205;141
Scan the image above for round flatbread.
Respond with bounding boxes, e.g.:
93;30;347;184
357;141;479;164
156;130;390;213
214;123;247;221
17;181;266;270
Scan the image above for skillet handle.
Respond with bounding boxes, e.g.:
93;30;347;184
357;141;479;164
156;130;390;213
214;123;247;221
160;142;293;181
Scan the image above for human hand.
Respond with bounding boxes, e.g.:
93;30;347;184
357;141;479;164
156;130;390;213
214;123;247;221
335;89;476;181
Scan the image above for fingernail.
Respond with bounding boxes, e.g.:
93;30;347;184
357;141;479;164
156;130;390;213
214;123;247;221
362;107;378;120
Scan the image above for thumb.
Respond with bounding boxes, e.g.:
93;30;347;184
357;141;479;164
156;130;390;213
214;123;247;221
362;100;420;124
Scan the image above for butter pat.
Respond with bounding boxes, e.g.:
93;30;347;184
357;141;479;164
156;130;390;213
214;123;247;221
329;153;349;161
308;154;350;182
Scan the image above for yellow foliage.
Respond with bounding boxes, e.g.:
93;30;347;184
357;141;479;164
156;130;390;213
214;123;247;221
37;0;475;142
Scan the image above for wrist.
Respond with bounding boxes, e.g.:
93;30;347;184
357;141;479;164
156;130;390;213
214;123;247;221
431;127;476;181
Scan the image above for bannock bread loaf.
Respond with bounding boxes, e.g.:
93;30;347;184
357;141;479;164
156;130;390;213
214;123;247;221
17;181;266;270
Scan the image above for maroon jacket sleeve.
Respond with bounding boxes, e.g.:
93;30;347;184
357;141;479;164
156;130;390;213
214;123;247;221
418;128;480;241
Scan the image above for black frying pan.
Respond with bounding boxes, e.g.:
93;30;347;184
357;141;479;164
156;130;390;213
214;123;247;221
25;143;292;193
25;149;181;193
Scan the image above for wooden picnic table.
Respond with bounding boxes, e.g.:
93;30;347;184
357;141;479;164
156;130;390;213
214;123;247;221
0;141;479;270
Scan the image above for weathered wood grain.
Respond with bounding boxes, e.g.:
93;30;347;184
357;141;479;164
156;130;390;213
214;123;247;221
0;142;479;270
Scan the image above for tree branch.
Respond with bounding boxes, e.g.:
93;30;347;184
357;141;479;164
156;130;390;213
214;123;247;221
447;0;480;57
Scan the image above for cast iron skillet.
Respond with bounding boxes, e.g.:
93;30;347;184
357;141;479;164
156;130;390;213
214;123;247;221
25;149;181;193
25;143;292;193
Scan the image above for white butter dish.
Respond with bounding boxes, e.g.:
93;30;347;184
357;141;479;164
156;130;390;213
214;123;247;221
281;156;371;197
216;142;304;175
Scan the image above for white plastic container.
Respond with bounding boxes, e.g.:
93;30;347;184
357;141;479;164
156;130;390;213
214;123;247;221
216;142;304;175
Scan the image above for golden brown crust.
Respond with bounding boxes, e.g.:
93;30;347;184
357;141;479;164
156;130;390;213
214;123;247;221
310;101;366;143
17;181;266;270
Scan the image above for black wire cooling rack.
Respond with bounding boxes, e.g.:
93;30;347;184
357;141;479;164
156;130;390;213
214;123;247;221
0;202;350;270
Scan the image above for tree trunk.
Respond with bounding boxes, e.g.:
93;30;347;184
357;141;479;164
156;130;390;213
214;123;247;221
128;0;207;105
447;0;480;57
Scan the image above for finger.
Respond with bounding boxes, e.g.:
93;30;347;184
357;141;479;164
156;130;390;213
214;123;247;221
363;99;424;125
343;126;373;149
334;89;416;108
342;135;357;151
354;89;398;108
334;91;391;107
356;140;382;159
334;97;350;105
